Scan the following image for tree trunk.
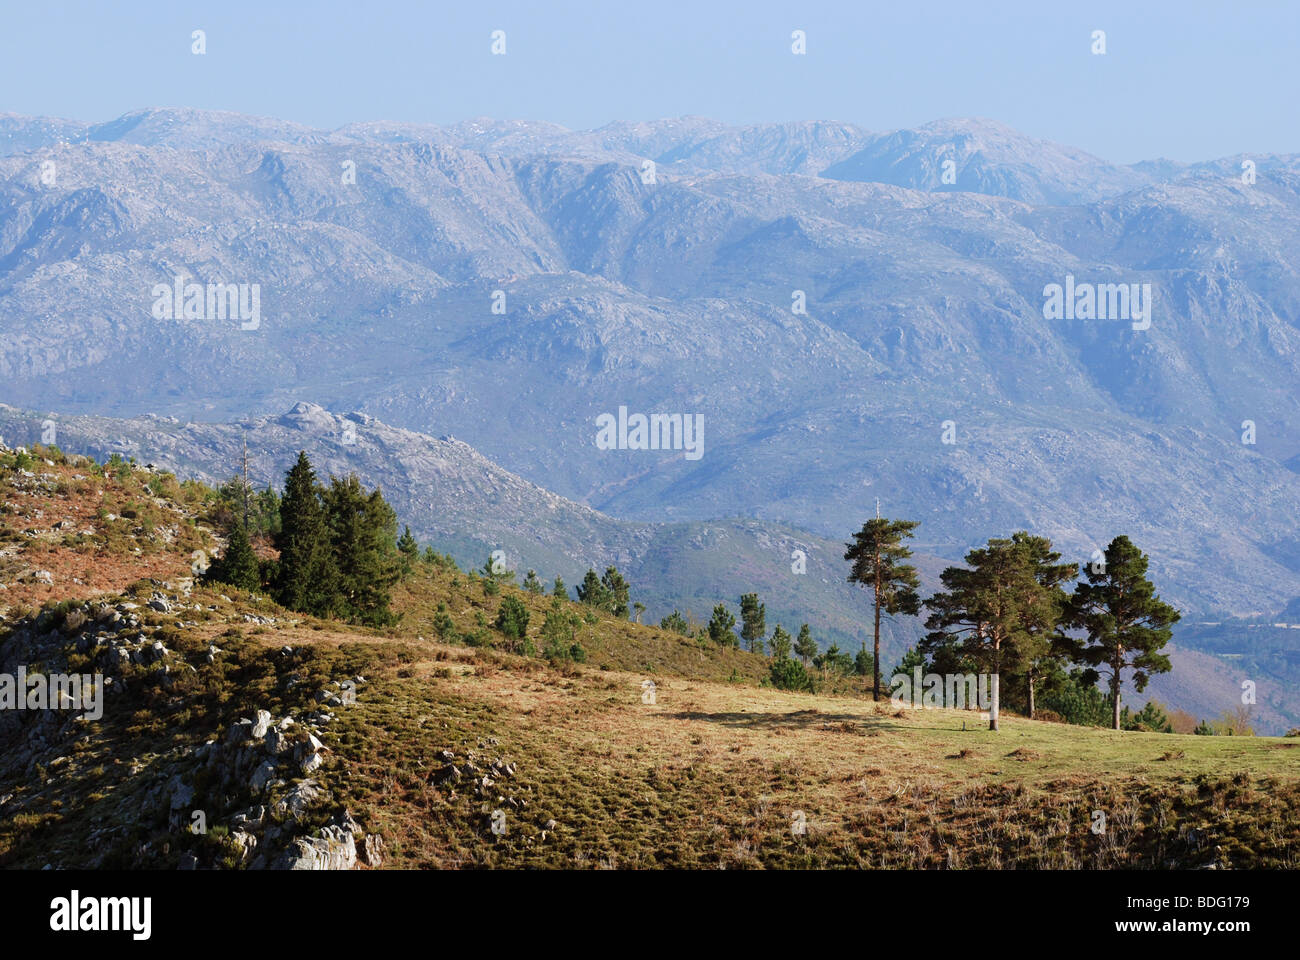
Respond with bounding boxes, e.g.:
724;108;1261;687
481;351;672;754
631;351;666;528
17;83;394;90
1027;672;1036;720
1111;668;1122;730
989;673;1000;731
872;591;882;701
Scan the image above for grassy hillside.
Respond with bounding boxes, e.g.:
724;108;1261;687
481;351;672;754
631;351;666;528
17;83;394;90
2;448;1298;869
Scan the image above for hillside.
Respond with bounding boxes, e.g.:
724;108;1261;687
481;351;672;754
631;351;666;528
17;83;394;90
3;446;1298;870
0;400;932;657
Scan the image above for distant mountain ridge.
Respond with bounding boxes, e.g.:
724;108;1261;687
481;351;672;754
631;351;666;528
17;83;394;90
0;108;1298;621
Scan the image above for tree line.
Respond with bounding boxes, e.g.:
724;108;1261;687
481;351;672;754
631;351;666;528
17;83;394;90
204;451;402;627
843;516;1181;731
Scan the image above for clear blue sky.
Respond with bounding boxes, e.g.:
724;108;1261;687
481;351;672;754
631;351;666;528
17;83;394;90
3;0;1297;164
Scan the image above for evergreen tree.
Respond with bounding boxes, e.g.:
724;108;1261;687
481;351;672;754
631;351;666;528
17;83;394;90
814;643;854;676
633;601;645;624
740;593;767;653
1121;700;1173;733
845;517;922;700
323;474;401;627
923;536;1041;731
523;569;544;594
540;596;585;662
854;647;874;678
769;656;814;692
494;595;530;644
1008;532;1078;719
1059;536;1180;730
576;568;611;609
552;576;568;600
889;645;929;692
793;624;818;665
274;452;338;617
601;566;631;618
660;609;689;635
396;525;419;577
204;522;260;592
707;604;738;647
768;623;792;661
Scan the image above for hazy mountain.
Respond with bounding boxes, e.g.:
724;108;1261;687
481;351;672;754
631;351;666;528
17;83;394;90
0;109;1298;621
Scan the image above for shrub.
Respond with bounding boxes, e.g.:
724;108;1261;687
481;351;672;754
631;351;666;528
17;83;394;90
493;595;530;640
769;657;815;692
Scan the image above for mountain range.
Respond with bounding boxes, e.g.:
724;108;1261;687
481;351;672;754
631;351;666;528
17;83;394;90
1;106;1297;644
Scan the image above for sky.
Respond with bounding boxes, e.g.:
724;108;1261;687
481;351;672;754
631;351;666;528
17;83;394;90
2;0;1298;164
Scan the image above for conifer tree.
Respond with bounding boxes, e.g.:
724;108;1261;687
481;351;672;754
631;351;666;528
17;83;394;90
205;521;260;592
740;593;767;653
323;474;401;627
707;604;738;647
396;525;418;578
576;568;611;609
552;576;567;599
793;623;817;665
768;623;792;661
1059;535;1179;730
660;609;689;635
923;537;1040;731
845;517;922;700
601;566;630;618
1008;531;1078;719
274;452;338;617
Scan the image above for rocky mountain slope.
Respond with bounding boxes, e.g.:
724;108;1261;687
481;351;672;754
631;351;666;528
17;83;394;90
0;109;1297;618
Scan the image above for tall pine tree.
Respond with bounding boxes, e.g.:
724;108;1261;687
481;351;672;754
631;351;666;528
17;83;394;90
323;474;401;627
923;537;1040;731
1059;535;1179;730
274;452;338;617
740;593;767;653
845;517;922;700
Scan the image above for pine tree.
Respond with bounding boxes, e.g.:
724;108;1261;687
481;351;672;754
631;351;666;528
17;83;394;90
323;474;401;627
205;522;260;592
660;609;689;635
397;525;418;578
923;536;1041;731
1009;532;1078;719
740;593;767;653
814;643;853;676
274;452;338;617
844;517;922;700
552;576;567;600
1059;535;1179;730
793;623;817;665
633;601;645;623
494;595;530;643
601;566;630;618
768;623;792;661
576;568;611;609
707;604;738;647
523;569;544;594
